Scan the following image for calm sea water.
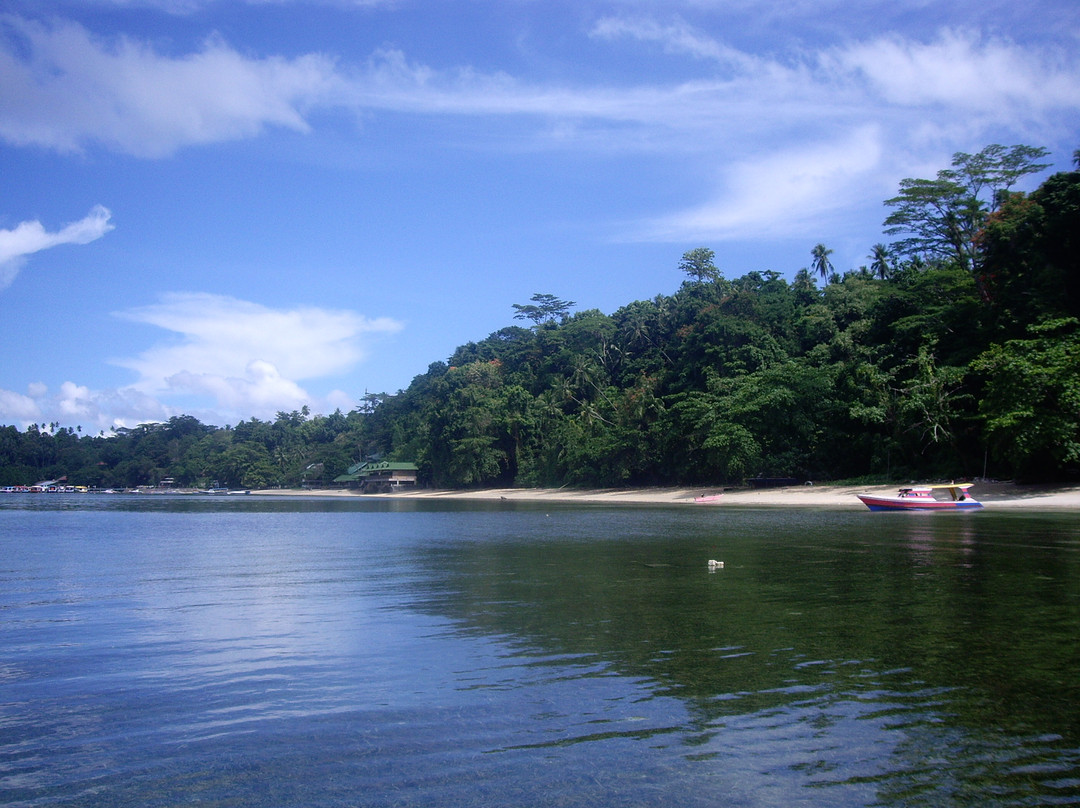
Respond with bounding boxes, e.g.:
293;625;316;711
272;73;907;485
1;495;1077;807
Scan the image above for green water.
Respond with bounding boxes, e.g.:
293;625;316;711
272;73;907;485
1;496;1077;806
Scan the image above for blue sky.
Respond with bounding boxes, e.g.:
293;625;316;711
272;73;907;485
2;0;1078;433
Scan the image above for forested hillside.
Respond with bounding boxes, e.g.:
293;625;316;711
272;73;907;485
3;145;1078;489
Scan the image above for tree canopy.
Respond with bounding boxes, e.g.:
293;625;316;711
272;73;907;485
679;247;721;283
511;293;576;326
884;144;1050;272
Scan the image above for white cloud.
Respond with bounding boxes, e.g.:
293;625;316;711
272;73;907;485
0;381;172;432
111;292;402;418
638;127;885;242
56;381;96;419
589;15;760;71
0;382;168;432
0;388;42;422
0;16;341;157
0;205;113;290
828;29;1080;114
88;0;398;10
0;294;400;431
166;361;311;413
1;12;1077;246
2;12;1077;166
580;20;1080;241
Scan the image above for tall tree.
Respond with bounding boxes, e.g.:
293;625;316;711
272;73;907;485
678;247;720;283
950;144;1051;210
884;144;1050;272
811;243;834;282
869;243;891;280
512;293;576;327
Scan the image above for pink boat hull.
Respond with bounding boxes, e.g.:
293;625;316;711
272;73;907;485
857;491;982;511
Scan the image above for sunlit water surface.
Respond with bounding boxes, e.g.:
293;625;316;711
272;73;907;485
1;495;1078;807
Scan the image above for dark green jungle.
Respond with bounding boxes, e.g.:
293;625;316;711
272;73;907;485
3;145;1079;490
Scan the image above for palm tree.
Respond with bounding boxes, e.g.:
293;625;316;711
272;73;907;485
869;243;891;280
811;243;834;283
618;301;673;366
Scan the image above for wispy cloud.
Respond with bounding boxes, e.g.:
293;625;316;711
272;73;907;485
636;127;885;242
5;13;1076;158
1;12;1077;241
0;205;114;290
589;15;760;70
86;0;399;11
828;28;1080;113
0;15;341;157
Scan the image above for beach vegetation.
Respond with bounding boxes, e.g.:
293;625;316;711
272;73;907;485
2;146;1078;489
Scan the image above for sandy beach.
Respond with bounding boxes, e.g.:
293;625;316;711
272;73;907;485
253;481;1080;510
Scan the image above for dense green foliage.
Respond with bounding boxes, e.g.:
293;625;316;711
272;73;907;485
3;146;1078;489
0;410;365;490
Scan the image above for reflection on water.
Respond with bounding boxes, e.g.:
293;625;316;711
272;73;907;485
408;506;1080;804
0;496;1077;807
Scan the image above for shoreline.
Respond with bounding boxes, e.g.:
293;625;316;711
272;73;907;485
252;481;1080;510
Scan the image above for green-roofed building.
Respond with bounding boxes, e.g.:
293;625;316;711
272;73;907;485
334;460;418;493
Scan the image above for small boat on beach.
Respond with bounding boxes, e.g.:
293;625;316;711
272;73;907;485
857;483;982;511
695;493;723;503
